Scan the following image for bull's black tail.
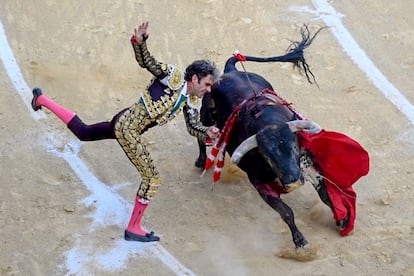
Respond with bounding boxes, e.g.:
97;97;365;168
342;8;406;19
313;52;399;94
224;25;326;84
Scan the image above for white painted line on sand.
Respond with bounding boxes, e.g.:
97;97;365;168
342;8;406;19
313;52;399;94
0;19;195;276
310;0;414;124
0;21;45;120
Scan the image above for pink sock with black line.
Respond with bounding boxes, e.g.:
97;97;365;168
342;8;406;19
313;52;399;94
35;94;76;124
126;196;149;236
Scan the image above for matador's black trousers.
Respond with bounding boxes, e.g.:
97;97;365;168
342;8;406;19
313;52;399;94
67;102;159;203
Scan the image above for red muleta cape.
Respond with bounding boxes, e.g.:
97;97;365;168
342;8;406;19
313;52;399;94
298;130;370;236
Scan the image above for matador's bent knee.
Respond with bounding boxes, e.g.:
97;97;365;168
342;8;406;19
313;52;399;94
114;102;162;202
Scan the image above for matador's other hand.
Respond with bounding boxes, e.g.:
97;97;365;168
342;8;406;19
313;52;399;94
134;21;149;45
207;126;220;139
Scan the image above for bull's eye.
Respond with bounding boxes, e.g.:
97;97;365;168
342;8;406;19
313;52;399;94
278;140;289;154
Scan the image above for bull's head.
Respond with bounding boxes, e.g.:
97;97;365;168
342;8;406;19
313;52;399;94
231;120;321;188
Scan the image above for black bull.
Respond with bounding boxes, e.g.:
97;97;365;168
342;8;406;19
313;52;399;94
196;26;350;249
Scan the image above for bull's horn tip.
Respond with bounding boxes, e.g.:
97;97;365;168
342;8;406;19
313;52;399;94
231;155;240;164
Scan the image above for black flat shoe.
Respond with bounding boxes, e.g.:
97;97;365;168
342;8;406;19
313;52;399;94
124;230;160;242
31;87;43;111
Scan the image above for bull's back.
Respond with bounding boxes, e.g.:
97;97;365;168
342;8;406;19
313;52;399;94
211;71;298;183
212;71;273;129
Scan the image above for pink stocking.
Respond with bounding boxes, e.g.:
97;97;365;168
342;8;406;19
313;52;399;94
35;94;76;125
126;196;149;235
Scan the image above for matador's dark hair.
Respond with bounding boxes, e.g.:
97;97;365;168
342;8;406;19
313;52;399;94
184;60;219;82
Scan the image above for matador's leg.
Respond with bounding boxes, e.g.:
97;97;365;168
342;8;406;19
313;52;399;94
114;102;161;242
31;87;118;141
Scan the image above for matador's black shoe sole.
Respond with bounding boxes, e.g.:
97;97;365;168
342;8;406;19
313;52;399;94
124;230;160;242
31;87;43;111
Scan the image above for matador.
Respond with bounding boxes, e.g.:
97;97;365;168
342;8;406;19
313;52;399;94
31;21;220;242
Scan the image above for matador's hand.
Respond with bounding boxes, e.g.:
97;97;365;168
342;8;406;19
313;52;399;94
134;21;149;45
207;126;220;139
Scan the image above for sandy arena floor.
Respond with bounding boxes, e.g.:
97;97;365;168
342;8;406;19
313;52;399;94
1;1;413;275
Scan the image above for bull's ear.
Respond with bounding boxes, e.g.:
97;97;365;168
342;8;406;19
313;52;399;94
287;120;321;133
231;134;258;164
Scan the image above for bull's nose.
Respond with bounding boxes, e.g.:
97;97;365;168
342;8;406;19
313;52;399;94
285;172;300;184
285;180;302;192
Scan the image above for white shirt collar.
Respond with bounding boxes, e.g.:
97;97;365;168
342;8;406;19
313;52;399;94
180;82;188;98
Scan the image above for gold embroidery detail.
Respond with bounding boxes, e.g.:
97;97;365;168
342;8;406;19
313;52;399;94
188;95;201;109
167;66;184;90
114;102;162;201
140;88;180;125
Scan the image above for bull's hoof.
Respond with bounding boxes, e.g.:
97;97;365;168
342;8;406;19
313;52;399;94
277;244;319;262
194;157;206;169
336;212;350;231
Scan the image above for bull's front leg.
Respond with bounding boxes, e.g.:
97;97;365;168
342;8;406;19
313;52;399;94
258;191;309;248
194;138;207;169
195;93;216;169
301;151;351;232
252;180;318;261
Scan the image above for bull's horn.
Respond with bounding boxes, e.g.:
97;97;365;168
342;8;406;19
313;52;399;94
231;134;258;164
287;120;321;134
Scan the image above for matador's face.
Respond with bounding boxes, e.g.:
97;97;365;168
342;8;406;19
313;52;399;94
189;75;215;98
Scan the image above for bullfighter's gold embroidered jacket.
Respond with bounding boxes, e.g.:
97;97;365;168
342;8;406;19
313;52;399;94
131;39;209;142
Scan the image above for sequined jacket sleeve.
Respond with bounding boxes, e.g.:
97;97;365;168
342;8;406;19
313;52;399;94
182;103;209;142
131;37;169;79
